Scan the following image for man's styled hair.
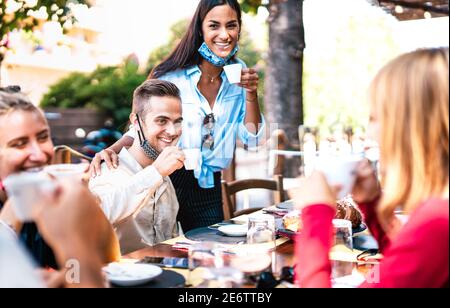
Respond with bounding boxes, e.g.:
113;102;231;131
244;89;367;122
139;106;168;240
132;79;181;117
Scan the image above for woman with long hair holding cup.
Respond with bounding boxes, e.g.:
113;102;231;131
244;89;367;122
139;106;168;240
90;0;265;231
289;47;449;288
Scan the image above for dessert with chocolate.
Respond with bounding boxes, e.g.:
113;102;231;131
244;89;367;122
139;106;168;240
336;197;363;229
281;198;364;233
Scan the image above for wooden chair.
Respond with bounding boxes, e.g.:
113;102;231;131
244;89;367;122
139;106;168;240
221;175;285;220
52;145;92;164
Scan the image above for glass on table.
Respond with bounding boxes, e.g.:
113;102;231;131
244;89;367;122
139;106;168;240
332;219;353;250
188;242;219;286
246;214;276;245
188;242;243;288
224;214;277;285
330;219;354;279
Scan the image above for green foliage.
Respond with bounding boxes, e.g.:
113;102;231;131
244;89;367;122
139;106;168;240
1;1;89;52
41;60;146;131
146;19;189;75
238;26;266;110
303;9;402;135
240;0;263;14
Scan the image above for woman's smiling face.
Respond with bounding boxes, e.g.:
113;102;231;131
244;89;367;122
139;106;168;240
0;110;54;180
201;4;240;59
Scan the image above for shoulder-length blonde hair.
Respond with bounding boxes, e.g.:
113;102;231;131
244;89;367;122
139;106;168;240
369;47;449;229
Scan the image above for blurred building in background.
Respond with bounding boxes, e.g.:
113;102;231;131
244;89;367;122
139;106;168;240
1;0;201;104
2;2;112;104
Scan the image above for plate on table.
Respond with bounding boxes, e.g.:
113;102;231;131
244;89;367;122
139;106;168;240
103;262;163;287
276;228;298;240
353;223;367;234
218;224;248;237
276;200;295;211
277;223;368;240
185;227;246;244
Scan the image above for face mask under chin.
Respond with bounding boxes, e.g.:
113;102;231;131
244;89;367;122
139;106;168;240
136;114;161;161
140;139;160;161
198;42;239;67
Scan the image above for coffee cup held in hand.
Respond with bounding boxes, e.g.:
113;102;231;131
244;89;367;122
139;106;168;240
183;148;201;171
224;64;243;84
315;154;363;199
3;171;55;222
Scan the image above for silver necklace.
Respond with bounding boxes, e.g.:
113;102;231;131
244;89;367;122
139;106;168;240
199;65;222;83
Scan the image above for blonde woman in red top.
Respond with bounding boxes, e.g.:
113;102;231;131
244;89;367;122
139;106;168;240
289;47;449;288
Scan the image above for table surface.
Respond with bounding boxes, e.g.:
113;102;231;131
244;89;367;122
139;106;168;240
123;206;379;287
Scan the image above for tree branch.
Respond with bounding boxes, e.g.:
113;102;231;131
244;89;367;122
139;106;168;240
379;0;449;15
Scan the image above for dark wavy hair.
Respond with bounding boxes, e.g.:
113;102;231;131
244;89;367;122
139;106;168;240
150;0;242;79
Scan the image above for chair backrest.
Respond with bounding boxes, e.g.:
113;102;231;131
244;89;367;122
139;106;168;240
53;145;92;164
221;174;285;220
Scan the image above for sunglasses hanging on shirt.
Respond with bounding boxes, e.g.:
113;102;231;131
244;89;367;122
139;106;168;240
201;113;215;151
136;114;160;161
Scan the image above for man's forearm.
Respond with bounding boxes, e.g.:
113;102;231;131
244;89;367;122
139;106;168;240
109;136;134;153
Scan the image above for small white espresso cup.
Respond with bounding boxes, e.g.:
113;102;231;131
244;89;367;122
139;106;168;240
3;171;55;222
223;64;243;84
183;148;201;171
315;154;363;199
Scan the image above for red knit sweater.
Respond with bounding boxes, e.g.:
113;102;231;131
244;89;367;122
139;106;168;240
295;198;449;288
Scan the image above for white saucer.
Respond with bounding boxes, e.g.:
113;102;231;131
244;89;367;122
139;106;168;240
218;225;248;237
103;262;163;287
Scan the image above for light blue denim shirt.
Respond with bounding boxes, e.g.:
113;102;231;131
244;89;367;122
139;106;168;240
160;59;266;189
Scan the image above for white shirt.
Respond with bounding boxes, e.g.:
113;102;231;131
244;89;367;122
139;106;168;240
0;224;44;288
89;149;179;255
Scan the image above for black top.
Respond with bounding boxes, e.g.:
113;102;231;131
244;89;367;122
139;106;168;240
20;223;58;269
1;198;57;268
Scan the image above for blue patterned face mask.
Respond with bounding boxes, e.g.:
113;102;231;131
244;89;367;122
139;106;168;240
136;114;160;161
198;42;239;67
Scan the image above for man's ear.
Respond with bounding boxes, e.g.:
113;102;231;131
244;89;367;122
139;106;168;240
129;113;138;128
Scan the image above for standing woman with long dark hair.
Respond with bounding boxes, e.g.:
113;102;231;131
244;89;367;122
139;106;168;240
90;0;265;231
